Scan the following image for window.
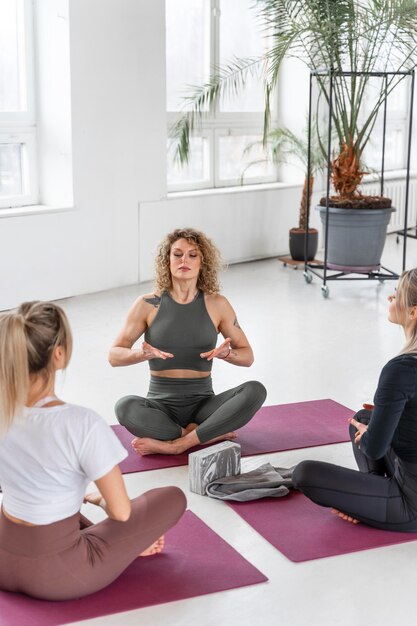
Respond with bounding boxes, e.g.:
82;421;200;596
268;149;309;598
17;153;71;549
361;75;412;174
0;0;38;208
166;0;277;191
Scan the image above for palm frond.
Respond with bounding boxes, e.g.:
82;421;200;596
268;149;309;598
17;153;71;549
173;0;417;199
170;56;264;164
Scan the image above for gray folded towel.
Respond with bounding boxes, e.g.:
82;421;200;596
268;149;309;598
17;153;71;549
206;462;294;501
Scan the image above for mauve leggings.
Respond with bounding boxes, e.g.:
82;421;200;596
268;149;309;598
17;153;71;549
0;486;186;601
115;376;267;443
292;410;417;531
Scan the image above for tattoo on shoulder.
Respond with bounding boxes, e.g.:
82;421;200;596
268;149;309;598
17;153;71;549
144;295;161;309
233;318;241;329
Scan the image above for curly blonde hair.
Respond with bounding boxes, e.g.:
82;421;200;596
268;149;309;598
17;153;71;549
155;228;222;294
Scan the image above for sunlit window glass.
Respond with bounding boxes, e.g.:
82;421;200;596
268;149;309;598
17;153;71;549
0;144;23;196
166;0;209;112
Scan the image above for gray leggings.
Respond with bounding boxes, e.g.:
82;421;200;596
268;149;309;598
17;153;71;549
115;377;267;444
0;486;186;601
293;410;417;531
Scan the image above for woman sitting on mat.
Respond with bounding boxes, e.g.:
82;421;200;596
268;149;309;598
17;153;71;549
0;301;186;601
293;268;417;531
109;227;266;456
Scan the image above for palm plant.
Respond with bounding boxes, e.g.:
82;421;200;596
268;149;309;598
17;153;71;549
242;124;326;230
171;0;417;206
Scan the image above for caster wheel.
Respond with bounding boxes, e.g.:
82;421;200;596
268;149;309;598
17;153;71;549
283;262;287;267
321;285;330;298
303;271;313;284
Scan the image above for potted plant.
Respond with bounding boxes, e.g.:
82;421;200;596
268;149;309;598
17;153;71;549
171;0;417;269
242;124;327;261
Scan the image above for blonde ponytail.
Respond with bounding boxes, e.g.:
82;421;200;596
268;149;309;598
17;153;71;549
0;301;72;435
0;313;30;434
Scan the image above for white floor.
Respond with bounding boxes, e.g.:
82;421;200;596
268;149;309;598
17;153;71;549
9;233;417;625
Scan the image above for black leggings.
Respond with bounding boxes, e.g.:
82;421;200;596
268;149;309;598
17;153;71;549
292;410;417;531
115;377;267;444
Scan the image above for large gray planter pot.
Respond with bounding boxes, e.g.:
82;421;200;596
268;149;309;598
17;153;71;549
316;205;395;271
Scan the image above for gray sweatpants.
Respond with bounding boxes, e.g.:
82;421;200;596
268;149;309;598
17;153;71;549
115;376;267;444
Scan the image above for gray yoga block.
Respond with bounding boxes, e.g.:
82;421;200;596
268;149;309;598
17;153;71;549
188;441;241;495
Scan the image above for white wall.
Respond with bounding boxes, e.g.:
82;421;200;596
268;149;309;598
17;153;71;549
0;0;167;310
138;184;320;282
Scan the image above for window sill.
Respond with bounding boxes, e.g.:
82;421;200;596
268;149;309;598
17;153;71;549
167;180;303;200
0;204;75;219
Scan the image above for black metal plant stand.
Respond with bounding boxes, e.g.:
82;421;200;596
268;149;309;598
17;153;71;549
302;69;415;298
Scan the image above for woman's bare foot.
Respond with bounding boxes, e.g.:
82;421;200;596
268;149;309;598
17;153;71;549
131;437;184;455
140;536;165;557
83;491;104;507
331;508;360;524
182;423;198;435
131;429;237;456
205;431;237;445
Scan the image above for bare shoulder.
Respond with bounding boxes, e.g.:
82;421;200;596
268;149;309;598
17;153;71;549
204;293;230;308
114;292;161;346
204;293;235;328
142;291;162;310
129;292;162;313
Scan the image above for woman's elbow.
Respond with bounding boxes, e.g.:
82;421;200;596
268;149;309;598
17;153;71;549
363;445;387;461
113;511;131;522
108;350;118;367
108;502;132;522
245;351;254;367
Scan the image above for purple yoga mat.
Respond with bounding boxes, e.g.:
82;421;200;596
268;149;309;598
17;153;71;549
228;491;417;562
113;398;354;474
0;510;267;626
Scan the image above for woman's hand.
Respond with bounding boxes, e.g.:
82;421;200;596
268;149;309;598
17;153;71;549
142;341;174;360
83;492;105;508
350;417;368;445
200;337;231;361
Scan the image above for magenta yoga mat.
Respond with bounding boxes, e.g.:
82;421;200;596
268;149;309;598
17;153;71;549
228;491;417;562
113;398;354;474
0;510;267;626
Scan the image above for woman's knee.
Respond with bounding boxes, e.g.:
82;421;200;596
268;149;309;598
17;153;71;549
243;380;267;404
138;487;187;524
114;395;140;426
354;408;372;425
165;486;187;520
292;460;316;490
349;408;371;442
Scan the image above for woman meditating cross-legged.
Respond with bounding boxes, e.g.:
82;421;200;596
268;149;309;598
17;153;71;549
0;301;186;601
293;268;417;531
110;227;267;456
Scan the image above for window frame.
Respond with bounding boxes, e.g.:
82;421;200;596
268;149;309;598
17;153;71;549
166;0;278;192
0;0;38;209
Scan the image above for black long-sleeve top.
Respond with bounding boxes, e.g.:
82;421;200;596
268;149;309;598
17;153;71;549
360;354;417;462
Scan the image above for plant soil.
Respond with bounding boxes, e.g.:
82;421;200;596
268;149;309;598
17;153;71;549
319;195;392;209
290;227;318;234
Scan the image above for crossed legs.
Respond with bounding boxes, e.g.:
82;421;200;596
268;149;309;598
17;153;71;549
115;381;267;455
292;410;417;531
0;486;186;601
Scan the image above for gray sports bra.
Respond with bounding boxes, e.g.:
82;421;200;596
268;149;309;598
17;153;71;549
144;291;218;372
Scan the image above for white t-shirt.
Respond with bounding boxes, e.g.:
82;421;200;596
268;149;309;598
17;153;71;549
0;403;128;525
